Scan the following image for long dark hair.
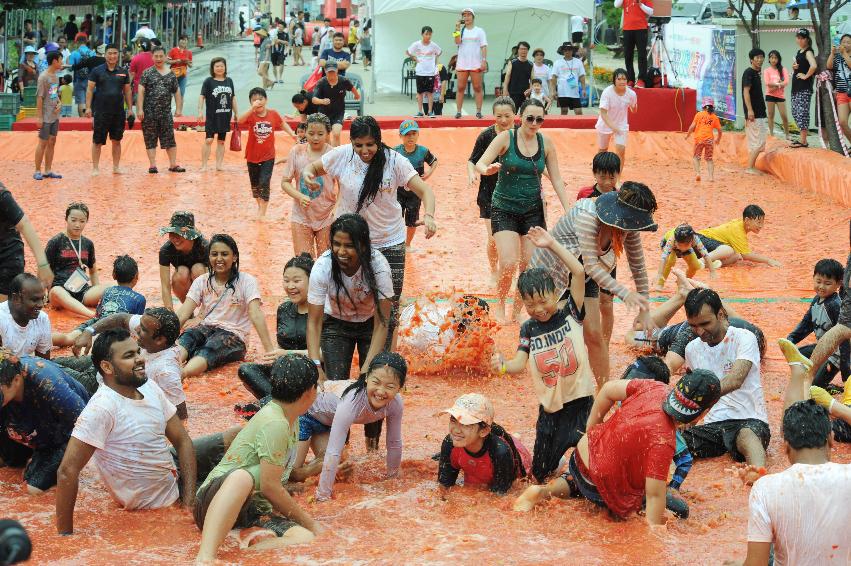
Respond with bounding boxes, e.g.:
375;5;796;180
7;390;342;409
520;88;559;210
206;233;240;291
343;351;407;398
329;214;386;322
349;116;390;213
767;50;784;76
285;252;314;277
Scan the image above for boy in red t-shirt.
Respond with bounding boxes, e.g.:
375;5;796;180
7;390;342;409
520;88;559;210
238;87;296;218
685;97;723;182
575;151;621;200
514;370;720;529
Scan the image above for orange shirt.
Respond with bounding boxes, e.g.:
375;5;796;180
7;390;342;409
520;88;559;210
692;110;721;142
240;110;284;163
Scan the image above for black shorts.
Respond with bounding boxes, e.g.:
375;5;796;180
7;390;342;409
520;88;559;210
476;181;495;219
397;187;421;227
205;130;227;141
416;75;435;94
194;469;299;535
558;97;581;109
491;204;546;236
323;110;345;126
171;432;227;493
572;31;584;44
681;418;770;462
563;256;616;299
765;95;785;103
141;113;176;150
509;92;526;112
177;324;247;370
0;257;24;296
0;434;67;491
92;112;126;145
271;51;286;66
531;395;594;483
247;159;275;201
696;234;724;253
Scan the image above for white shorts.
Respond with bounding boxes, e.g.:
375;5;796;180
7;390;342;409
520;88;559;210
597;130;627;149
746;118;768;152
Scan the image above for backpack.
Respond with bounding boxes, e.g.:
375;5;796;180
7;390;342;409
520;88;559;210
491;423;532;479
74;50;92;82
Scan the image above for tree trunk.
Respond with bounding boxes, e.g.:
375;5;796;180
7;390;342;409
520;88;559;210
812;0;847;155
817;84;845;153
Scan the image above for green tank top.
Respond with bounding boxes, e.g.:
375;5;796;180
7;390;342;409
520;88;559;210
491;129;546;214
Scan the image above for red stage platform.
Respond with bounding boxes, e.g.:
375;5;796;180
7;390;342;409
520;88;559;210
628;87;696;132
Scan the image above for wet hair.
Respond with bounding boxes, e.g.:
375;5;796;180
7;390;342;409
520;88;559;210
517;41;530;50
292;90;310;105
206;234;241;292
767;50;784;76
612;68;628;82
296;122;308;134
306;112;332;132
8;273;41;298
592;151;621;175
492;96;516;113
91;328;132;374
748;48;765;60
65;201;90;220
421;26;433;34
532;48;545;57
0;348;23;387
621;355;670;383
329;214;386;321
112;254;138;284
284;252;314;277
343;351;408;398
144;306;180;346
517;267;556;299
209;56;227;76
249;87;267;101
270;353;318;402
46;51;62;65
531;78;542;86
684;287;724;318
783;400;830;450
349;116;390;213
673;224;696;243
518;98;544;116
151;45;165;55
813;258;844;282
742;204;765;219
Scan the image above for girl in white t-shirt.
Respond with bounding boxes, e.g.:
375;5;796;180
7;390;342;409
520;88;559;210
453;8;488;118
175;234;275;378
281;113;336;258
302;116;437;346
595;68;638;168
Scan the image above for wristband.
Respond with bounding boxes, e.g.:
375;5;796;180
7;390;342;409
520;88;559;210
499;362;507;375
312;358;322;367
84;326;96;335
453;31;461;37
38;262;49;268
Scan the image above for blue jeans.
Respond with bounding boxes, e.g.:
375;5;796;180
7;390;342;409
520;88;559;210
177;75;187;98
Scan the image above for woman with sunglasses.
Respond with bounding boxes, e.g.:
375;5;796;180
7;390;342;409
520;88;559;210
475;98;569;322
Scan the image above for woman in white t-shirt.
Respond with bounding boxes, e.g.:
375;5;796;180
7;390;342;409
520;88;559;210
595;68;638;168
531;48;551;99
302;116;437;346
453;8;488;118
175;234;275;378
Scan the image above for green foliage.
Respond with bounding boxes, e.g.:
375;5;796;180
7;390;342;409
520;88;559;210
601;0;621;30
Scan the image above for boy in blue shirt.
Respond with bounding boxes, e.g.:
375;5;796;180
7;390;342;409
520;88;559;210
394;120;438;248
786;258;850;389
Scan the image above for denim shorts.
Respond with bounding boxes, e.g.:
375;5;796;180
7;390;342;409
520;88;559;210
298;413;331;442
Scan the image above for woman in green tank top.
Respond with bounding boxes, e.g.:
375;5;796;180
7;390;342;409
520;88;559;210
474;99;570;322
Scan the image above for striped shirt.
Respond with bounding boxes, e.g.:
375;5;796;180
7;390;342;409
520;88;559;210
529;198;649;300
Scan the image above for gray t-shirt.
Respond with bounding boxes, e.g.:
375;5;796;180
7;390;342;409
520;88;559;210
37;70;62;123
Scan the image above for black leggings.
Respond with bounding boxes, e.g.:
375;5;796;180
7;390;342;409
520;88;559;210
622;28;649;84
321;315;383;439
238;362;273;399
798;343;844;388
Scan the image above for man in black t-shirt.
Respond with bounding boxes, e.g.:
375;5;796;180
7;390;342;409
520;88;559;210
0;185;53;299
742;48;767;175
502;41;533;111
311;60;359;146
85;44;133;176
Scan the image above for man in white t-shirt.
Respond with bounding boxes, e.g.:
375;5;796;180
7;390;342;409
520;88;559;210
406;26;442;117
741;399;851;565
680;288;770;484
0;273;51;358
70;307;187;419
55;328;237;535
549;43;586;115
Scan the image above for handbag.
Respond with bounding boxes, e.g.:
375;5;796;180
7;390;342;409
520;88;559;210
229;122;242;152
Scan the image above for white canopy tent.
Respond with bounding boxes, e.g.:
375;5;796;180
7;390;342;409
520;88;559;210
369;0;595;98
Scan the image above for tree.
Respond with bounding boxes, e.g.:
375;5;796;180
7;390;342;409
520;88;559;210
730;0;767;48
809;0;851;154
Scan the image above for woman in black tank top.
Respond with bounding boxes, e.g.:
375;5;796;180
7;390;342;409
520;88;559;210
790;29;817;148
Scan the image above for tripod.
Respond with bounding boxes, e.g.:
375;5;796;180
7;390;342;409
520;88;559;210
648;22;678;86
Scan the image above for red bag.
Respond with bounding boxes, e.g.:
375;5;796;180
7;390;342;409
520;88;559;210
229;122;242;152
303;65;323;92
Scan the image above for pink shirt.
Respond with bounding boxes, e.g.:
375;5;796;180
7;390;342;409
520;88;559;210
129;51;154;93
282;143;337;230
763;66;789;99
186;272;262;343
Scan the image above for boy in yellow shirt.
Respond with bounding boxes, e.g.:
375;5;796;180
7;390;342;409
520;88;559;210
697;204;782;268
59;75;74;117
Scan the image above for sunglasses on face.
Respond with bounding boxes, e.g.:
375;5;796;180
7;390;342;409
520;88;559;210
524;115;545;124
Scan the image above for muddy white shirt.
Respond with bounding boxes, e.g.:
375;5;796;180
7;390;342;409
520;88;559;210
186;272;262;343
322;145;417;248
72;379;179;510
749;462;851;565
0;302;51;357
127;314;185;407
308;249;393;322
685;326;767;424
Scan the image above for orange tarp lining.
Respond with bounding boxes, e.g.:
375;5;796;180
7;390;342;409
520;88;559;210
0;129;848;564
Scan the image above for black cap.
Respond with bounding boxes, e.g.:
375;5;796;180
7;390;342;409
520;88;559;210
663;369;722;423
